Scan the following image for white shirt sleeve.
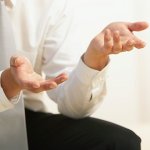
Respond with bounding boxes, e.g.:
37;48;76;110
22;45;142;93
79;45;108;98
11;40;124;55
0;71;20;112
42;1;108;119
47;59;108;119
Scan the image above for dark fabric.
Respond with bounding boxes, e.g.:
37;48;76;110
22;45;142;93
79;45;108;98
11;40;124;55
25;109;141;150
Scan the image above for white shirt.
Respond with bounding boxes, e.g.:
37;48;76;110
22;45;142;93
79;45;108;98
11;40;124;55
0;0;108;118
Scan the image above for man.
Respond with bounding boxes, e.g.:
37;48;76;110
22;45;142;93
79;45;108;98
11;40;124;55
0;0;149;149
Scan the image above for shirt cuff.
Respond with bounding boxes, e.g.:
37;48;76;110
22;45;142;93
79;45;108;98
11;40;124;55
75;58;109;85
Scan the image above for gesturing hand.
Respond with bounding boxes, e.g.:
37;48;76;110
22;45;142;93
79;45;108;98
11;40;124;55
83;21;149;70
10;56;68;93
99;21;149;54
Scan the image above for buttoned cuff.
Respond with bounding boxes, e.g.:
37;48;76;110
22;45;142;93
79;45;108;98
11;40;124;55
75;58;109;85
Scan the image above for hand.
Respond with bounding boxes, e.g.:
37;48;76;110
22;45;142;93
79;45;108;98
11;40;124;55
100;21;149;53
83;21;149;70
1;56;68;99
10;56;68;93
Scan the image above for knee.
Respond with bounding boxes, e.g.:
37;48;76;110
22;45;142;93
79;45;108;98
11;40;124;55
110;127;141;149
116;127;141;142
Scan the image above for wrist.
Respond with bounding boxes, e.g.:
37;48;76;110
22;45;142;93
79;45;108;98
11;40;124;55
1;68;21;99
82;51;109;71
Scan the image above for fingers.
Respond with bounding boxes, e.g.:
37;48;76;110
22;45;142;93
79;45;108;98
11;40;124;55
104;30;129;54
122;39;135;51
112;31;122;53
103;29;113;54
41;73;68;90
22;73;68;93
22;80;57;93
124;37;146;50
52;73;68;84
128;22;149;31
103;30;146;54
10;56;22;67
39;81;58;91
134;39;146;49
104;30;123;54
10;55;28;67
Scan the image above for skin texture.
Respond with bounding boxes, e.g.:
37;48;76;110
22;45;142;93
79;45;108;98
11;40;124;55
83;21;149;70
1;21;149;100
1;56;68;99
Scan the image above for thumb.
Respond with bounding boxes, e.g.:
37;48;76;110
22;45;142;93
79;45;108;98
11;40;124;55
10;56;26;67
128;21;149;31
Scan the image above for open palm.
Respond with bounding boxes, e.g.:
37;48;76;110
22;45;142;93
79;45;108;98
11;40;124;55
91;21;149;55
10;56;68;93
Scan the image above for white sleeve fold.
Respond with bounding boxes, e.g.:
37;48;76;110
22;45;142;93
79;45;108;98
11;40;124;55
47;59;108;119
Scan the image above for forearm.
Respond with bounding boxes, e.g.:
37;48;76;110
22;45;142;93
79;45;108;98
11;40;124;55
1;68;21;99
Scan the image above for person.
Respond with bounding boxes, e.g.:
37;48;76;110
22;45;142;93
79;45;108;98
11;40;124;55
0;0;149;150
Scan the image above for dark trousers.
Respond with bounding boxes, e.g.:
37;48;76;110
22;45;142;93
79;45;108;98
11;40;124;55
25;109;141;150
